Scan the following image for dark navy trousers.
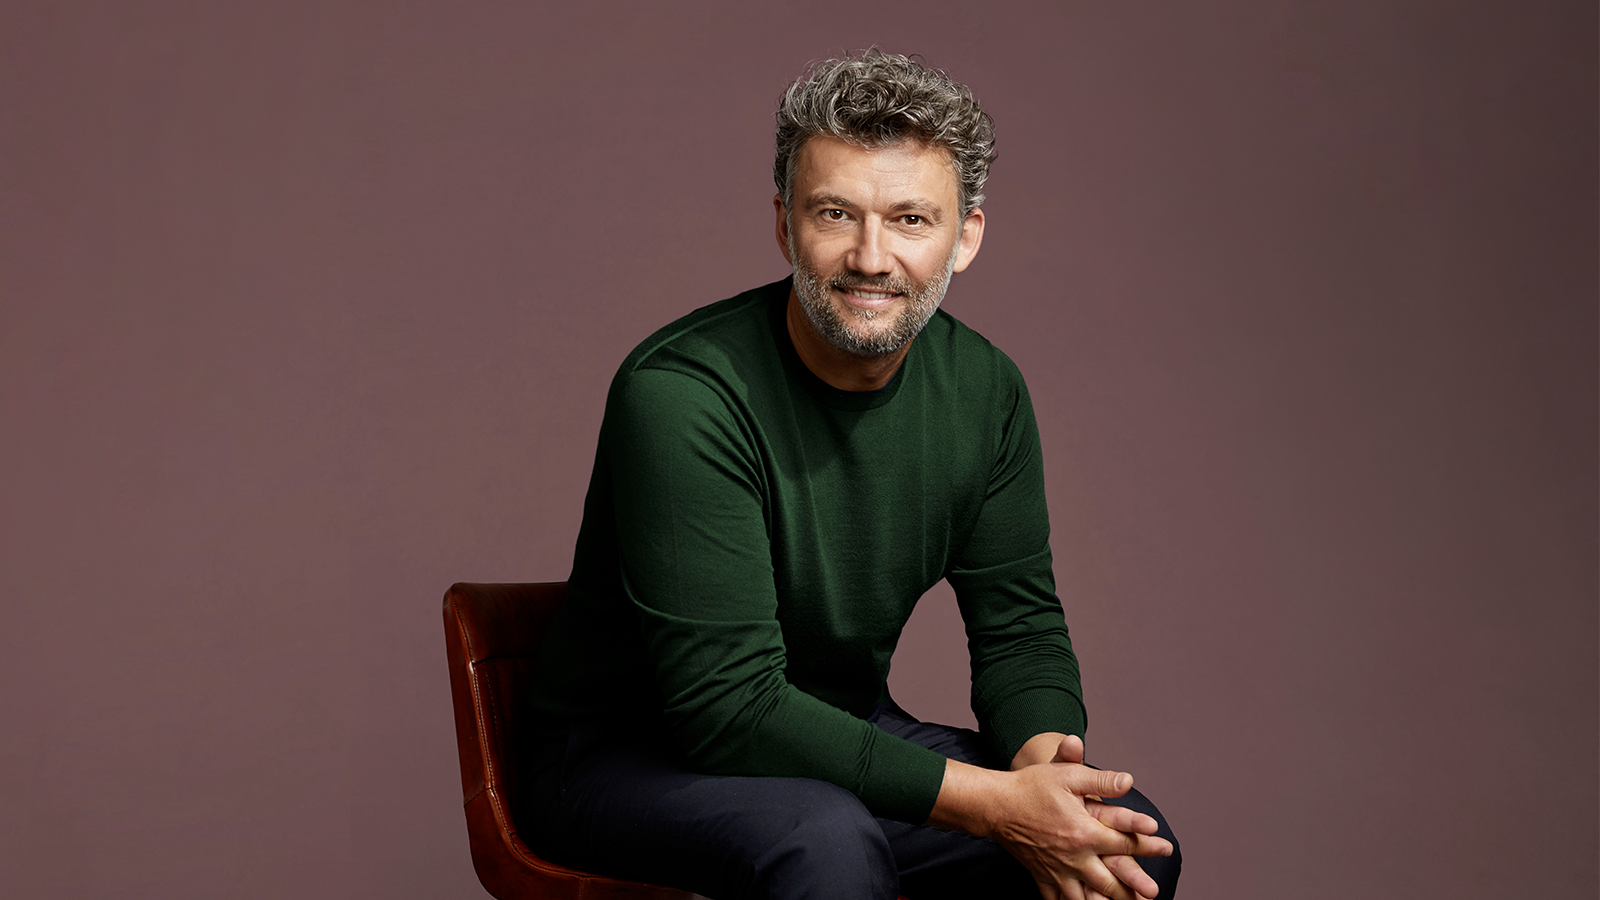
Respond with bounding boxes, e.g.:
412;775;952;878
523;704;1181;900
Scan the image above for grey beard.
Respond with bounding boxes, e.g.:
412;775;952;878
789;234;957;358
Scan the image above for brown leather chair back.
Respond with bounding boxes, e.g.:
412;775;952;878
443;581;693;899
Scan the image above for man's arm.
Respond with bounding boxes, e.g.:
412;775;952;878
941;360;1168;897
948;362;1087;764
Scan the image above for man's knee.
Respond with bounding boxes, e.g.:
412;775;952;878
1110;786;1181;898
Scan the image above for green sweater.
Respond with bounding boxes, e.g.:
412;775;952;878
530;278;1084;824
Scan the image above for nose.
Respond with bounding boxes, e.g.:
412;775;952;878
847;218;893;276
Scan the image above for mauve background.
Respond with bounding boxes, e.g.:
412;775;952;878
3;1;1594;898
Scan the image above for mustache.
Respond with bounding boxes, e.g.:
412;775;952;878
828;273;915;295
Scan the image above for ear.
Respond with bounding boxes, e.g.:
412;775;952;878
774;193;793;265
951;207;985;274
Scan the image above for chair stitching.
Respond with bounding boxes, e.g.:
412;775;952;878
451;595;500;796
476;662;501;790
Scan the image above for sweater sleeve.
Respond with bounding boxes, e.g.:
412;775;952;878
946;369;1086;764
604;366;949;823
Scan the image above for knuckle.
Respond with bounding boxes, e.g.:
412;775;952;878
1060;819;1095;847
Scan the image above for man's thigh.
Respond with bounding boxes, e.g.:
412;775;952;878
523;719;899;900
868;705;1041;899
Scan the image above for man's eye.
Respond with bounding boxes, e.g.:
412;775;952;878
903;215;924;226
822;209;845;220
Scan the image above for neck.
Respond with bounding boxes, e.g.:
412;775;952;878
785;290;910;392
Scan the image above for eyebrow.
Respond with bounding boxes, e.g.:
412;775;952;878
802;193;948;217
804;194;858;210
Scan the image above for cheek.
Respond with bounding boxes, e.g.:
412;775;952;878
906;243;956;278
795;241;845;273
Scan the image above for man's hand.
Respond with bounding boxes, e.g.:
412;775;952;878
930;737;1171;900
1040;735;1163;900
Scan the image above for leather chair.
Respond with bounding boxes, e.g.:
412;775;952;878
443;581;694;899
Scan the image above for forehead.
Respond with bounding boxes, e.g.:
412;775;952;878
792;135;959;210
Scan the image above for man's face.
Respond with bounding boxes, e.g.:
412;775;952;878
777;136;984;358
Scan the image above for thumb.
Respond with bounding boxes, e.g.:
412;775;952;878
1065;765;1133;799
1053;734;1085;765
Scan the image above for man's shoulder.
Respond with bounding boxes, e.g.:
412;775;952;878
917;307;1030;391
617;278;787;378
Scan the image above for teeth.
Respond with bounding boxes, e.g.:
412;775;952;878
849;290;894;300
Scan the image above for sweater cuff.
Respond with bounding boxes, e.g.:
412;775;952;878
857;727;950;824
986;686;1087;764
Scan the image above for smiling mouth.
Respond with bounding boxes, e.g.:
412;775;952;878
836;284;903;304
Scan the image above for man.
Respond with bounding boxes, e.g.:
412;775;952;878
525;50;1181;900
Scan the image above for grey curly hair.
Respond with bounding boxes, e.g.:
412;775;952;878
774;50;997;219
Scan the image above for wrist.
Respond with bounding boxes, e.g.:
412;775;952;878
1010;731;1074;770
927;758;1009;839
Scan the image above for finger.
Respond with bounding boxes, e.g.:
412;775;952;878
1079;857;1140;900
1086;800;1160;835
1054;734;1085;765
1102;830;1173;859
1058;876;1086;900
1105;854;1160;899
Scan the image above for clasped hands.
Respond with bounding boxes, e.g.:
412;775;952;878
931;734;1172;900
